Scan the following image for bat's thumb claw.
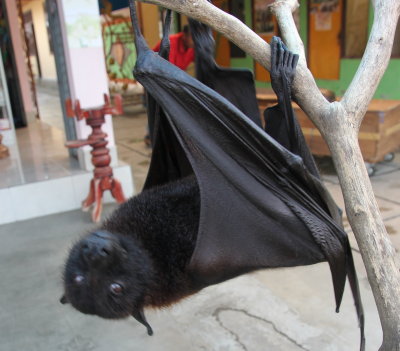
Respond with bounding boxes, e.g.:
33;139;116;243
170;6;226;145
132;307;154;336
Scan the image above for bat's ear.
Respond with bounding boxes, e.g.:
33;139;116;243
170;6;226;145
132;307;153;336
59;294;69;304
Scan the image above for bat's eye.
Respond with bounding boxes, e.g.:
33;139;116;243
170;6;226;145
110;283;123;295
74;275;85;285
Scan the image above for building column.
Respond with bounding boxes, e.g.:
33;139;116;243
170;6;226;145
57;0;118;170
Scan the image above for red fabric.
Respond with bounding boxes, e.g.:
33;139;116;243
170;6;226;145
153;33;194;71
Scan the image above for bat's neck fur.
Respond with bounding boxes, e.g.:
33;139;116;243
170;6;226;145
102;175;200;307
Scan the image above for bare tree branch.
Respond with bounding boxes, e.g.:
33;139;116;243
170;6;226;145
269;0;302;58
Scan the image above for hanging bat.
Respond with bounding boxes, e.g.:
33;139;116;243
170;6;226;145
61;175;199;335
61;2;364;349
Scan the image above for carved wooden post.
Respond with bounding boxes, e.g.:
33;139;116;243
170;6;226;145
65;94;126;222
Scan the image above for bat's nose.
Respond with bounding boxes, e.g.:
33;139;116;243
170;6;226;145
81;232;114;264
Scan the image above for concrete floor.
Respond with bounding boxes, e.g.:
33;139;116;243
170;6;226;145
0;204;381;351
2;101;400;350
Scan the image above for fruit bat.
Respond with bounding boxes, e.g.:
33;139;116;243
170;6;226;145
61;2;364;350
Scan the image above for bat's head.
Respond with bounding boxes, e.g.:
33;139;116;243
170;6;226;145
60;230;154;335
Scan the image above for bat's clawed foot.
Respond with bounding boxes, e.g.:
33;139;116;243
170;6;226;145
270;36;299;100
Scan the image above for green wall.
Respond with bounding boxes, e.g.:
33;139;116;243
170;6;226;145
234;0;400;99
314;59;400;99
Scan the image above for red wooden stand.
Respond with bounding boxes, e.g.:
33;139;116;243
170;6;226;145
65;94;126;222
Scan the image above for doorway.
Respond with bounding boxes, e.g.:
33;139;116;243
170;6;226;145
23;10;42;79
308;0;343;80
21;0;66;132
0;0;27;128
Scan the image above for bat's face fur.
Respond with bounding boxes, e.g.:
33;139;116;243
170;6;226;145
62;230;153;320
61;176;200;334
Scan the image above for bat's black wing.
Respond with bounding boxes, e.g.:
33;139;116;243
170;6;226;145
189;18;261;127
143;10;193;187
263;37;364;350
129;3;363;349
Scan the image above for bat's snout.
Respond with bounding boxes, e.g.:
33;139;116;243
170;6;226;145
81;231;115;265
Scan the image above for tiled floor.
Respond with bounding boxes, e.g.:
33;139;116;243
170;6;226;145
36;79;65;131
0;121;83;189
0;80;81;189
